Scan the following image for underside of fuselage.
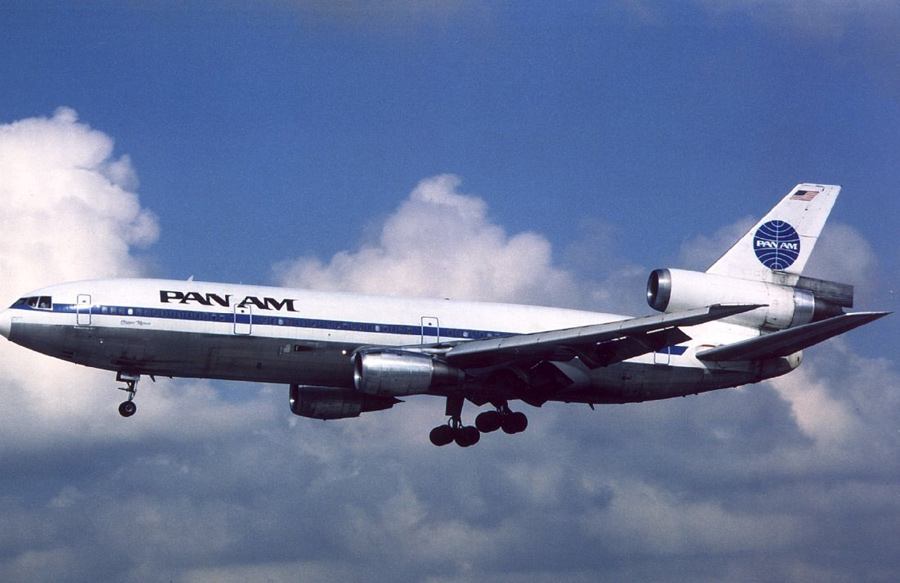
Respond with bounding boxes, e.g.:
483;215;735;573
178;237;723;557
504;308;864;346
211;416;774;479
7;322;794;407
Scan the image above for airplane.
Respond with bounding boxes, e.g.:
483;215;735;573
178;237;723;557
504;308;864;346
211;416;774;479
0;184;889;447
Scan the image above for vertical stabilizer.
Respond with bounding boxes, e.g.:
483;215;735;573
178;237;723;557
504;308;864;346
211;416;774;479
706;184;840;282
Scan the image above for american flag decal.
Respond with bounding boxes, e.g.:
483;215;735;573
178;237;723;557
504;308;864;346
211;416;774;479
791;189;819;201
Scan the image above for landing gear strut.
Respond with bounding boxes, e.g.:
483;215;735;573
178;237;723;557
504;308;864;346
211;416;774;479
116;372;140;418
430;395;480;448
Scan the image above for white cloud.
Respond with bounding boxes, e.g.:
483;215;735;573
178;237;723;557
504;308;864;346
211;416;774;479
0;107;158;294
804;222;879;300
770;362;855;446
276;174;582;306
0;109;273;447
582;479;798;554
0;109;158;440
0;113;897;582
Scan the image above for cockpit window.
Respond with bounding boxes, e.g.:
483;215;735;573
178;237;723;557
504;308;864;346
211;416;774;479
13;296;52;310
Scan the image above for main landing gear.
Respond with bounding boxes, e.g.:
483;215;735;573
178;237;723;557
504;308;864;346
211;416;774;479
116;372;140;418
475;403;528;435
430;395;479;447
429;397;528;448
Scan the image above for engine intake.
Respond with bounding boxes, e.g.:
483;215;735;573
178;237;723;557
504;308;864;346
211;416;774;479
647;268;849;330
353;349;464;397
289;384;397;420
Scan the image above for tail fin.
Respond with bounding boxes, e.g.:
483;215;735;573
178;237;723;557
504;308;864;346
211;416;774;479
706;184;840;282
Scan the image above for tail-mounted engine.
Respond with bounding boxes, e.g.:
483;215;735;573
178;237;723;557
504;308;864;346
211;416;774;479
290;384;398;420
647;268;852;330
353;349;465;397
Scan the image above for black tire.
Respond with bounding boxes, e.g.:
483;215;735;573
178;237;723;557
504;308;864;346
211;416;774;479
455;425;480;447
118;401;137;418
501;411;528;434
429;424;454;446
475;410;502;433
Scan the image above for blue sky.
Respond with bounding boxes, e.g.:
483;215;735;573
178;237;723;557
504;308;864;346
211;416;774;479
1;2;899;582
5;1;898;288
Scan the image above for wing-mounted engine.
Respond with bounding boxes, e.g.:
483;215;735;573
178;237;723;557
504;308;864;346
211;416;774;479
353;349;465;397
647;268;852;330
289;384;399;420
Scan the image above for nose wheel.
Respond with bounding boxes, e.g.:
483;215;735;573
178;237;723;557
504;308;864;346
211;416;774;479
116;372;140;418
118;400;137;417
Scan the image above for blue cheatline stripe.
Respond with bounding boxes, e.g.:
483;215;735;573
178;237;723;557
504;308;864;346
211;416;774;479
37;303;513;341
12;303;691;356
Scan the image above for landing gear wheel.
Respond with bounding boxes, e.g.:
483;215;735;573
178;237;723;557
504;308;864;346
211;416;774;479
430;424;455;447
118;401;137;417
455;426;480;447
501;411;528;434
475;410;502;433
430;395;484;447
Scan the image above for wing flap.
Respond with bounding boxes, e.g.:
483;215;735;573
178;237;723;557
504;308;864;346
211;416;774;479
696;311;890;362
445;303;762;369
589;327;692;368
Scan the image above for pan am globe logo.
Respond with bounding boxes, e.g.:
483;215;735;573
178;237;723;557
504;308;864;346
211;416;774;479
754;220;801;270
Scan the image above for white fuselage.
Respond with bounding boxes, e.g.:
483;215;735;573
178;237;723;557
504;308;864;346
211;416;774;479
0;278;798;405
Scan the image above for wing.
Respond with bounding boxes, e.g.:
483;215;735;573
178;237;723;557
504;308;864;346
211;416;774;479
696;311;891;362
445;303;762;369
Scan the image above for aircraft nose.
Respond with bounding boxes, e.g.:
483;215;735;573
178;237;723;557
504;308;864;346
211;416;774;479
0;309;11;340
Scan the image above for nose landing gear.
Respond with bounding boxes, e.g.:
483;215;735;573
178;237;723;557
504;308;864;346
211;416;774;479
116;372;140;418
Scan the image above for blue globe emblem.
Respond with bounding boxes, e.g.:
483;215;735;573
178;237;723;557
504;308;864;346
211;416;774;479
753;220;800;270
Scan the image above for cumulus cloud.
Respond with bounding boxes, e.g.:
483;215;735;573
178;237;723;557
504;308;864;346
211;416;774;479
0;109;273;446
0;112;897;581
276;174;583;307
0;108;158;437
0;107;157;289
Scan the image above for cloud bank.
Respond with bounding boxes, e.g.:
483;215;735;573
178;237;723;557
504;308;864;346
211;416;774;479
0;112;897;582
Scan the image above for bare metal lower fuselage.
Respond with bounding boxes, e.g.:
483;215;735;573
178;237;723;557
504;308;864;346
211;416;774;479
7;319;795;406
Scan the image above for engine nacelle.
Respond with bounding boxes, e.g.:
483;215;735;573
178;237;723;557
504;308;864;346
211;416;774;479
289;384;397;420
353;349;465;397
647;268;849;330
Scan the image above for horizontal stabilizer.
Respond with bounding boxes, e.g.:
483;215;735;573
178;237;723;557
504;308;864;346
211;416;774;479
446;303;762;369
696;311;890;362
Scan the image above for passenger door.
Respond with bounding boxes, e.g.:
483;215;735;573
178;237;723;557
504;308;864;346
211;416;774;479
234;305;252;335
421;316;440;344
76;294;92;326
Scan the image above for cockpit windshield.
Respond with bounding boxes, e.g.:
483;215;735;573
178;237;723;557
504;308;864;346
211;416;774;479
12;296;52;310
